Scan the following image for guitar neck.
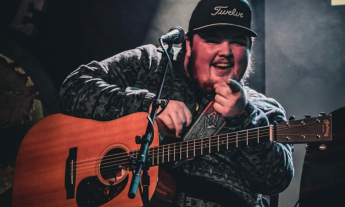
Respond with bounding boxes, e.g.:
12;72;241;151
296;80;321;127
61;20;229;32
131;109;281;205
147;126;273;166
129;113;332;167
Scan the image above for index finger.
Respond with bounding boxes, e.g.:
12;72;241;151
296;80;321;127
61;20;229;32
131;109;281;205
226;79;243;93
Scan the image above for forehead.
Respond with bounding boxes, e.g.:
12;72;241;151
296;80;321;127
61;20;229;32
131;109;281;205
195;27;250;39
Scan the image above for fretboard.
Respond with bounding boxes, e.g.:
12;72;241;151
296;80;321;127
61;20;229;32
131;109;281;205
125;112;332;168
129;126;273;166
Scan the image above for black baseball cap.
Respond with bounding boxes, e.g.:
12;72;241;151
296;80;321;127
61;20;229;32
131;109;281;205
188;0;257;37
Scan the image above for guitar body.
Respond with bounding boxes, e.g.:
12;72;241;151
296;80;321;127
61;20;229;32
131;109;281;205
12;113;175;207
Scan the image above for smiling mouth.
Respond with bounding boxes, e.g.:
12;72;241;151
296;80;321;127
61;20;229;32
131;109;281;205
212;62;234;69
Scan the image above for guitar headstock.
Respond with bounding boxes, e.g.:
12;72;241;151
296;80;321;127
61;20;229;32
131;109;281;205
276;113;332;144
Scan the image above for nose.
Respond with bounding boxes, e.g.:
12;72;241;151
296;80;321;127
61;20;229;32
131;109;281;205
218;41;233;57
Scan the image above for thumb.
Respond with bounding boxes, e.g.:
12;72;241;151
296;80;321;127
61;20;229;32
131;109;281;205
226;79;242;93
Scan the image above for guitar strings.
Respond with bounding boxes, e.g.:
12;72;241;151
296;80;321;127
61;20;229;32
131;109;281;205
73;121;318;171
72;121;318;166
73;121;322;176
83;130;316;178
75;132;271;177
73;125;274;166
73;128;270;167
72;121;312;168
73;127;269;166
76;124;323;178
78;130;274;173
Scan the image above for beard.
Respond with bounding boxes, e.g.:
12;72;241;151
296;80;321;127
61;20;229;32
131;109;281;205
186;53;223;95
186;53;211;94
199;78;216;93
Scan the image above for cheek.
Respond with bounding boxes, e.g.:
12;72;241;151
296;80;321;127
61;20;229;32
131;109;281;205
233;49;249;76
235;48;249;63
192;49;213;77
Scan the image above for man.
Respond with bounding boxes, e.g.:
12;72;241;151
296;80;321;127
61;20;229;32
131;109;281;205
60;0;294;206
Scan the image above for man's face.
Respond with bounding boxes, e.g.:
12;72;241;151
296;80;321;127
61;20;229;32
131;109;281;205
185;27;251;93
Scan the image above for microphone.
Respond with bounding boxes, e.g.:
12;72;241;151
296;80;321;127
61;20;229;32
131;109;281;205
160;26;185;44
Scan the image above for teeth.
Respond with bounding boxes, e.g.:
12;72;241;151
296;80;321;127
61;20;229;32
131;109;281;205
215;63;231;68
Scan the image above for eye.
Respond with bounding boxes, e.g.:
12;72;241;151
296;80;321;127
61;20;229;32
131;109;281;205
232;41;246;46
204;37;221;44
231;37;249;46
205;39;221;44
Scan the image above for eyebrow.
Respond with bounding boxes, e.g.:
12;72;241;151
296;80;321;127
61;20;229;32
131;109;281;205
198;33;217;39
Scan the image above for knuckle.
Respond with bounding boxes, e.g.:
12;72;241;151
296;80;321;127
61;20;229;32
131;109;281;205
214;94;221;101
213;103;221;111
226;88;232;96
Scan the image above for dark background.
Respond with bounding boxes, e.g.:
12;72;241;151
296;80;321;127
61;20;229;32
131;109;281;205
0;0;344;207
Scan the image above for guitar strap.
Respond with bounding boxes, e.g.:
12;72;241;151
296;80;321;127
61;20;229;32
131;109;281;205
183;101;226;141
171;101;226;168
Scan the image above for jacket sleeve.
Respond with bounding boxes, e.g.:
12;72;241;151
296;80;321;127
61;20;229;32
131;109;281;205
59;45;159;120
224;86;294;195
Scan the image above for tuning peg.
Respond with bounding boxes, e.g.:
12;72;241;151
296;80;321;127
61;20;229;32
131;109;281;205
304;114;311;119
318;112;326;117
288;116;295;121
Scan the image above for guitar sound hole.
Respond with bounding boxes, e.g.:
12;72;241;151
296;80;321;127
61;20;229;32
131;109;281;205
98;146;129;186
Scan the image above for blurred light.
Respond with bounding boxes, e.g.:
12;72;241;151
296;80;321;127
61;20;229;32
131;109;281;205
332;0;345;6
142;0;199;45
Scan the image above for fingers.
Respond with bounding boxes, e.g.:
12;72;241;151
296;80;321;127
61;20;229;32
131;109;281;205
156;100;192;139
214;84;231;100
170;112;184;138
214;93;228;107
213;79;247;118
183;106;193;128
214;79;242;96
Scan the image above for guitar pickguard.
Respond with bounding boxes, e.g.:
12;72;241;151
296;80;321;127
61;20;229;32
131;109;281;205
76;175;128;207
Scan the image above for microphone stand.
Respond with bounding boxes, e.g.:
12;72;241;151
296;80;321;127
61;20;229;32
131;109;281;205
128;42;174;207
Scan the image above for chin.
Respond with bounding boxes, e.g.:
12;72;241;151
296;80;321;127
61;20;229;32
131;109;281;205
199;82;215;94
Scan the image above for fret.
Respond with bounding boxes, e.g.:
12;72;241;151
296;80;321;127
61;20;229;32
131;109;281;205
217;135;220;152
174;143;176;161
168;144;170;162
270;126;273;141
162;145;164;163
200;139;204;155
226;133;229;150
236;132;238;148
187;142;189;158
152;148;155;166
157;146;159;165
246;131;249;146
180;142;182;160
209;137;211;153
193;139;196;157
257;128;259;143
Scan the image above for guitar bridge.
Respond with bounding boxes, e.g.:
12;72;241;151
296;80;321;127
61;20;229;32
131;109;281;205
65;147;77;199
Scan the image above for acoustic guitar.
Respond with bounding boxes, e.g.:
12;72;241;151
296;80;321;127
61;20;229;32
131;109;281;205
12;111;333;207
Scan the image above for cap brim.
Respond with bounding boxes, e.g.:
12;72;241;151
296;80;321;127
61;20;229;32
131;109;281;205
192;23;257;37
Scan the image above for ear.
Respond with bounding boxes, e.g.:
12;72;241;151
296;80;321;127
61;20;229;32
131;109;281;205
185;35;192;58
183;35;192;78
